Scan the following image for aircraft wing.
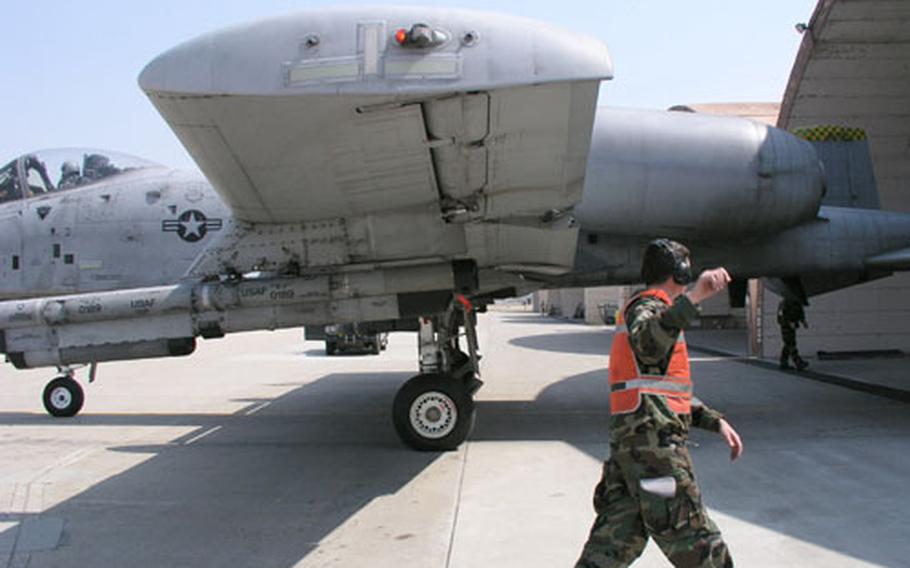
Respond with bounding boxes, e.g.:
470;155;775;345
139;8;611;277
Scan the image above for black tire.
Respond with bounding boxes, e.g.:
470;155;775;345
325;341;336;355
370;341;381;355
43;377;85;418
393;374;475;451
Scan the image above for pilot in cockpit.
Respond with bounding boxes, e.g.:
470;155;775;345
58;161;82;189
0;161;20;203
82;153;120;182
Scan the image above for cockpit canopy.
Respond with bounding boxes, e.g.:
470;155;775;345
0;148;161;205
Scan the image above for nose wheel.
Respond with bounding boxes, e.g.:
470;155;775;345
41;364;95;418
43;376;85;417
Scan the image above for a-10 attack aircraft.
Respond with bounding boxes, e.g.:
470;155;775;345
2;6;909;450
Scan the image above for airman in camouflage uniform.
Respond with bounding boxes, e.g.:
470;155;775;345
777;298;808;371
576;239;743;568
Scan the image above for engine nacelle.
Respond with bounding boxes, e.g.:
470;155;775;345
575;108;825;238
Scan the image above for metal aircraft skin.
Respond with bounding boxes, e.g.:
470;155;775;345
0;149;229;300
2;6;909;450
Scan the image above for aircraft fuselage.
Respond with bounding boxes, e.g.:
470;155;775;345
0;162;228;300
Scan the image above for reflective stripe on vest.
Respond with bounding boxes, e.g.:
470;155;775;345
611;379;692;395
609;289;693;415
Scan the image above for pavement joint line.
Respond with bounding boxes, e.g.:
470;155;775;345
689;344;910;403
444;443;470;568
33;447;94;478
244;401;271;415
4;520;29;568
182;425;223;445
2;523;18;568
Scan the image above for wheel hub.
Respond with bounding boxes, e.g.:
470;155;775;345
409;391;457;439
425;406;442;422
50;386;72;410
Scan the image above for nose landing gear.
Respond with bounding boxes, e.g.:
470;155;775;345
41;363;97;418
43;374;84;417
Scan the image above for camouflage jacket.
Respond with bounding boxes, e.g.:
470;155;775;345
777;298;806;326
609;292;725;447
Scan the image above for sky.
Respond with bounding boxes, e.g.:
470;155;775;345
1;1;817;170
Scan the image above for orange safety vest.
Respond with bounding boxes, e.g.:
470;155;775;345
609;289;693;415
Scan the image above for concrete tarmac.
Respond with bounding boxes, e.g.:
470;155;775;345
1;310;908;567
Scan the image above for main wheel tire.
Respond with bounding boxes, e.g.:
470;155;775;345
325;341;336;355
370;341;381;355
43;377;85;418
393;374;475;451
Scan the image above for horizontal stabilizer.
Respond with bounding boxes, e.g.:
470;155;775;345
866;248;910;271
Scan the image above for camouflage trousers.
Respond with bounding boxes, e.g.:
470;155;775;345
779;323;801;363
576;432;732;567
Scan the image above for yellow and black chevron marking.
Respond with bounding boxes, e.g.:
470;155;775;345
791;125;867;142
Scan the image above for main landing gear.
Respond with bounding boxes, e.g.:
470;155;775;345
41;363;97;418
393;296;483;451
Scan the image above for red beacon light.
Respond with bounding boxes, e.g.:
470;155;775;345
393;24;448;48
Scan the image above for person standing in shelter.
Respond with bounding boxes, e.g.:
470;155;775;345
777;297;809;371
576;239;744;568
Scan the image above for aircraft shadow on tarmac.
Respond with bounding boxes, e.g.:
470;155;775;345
0;371;441;567
496;313;592;327
509;330;612;355
0;328;908;566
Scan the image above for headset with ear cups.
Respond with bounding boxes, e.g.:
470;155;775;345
653;238;693;285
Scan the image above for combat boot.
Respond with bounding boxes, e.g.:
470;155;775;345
779;351;791;370
794;356;809;372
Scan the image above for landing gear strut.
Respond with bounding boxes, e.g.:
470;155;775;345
393;296;483;451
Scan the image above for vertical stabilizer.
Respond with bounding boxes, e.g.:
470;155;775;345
792;125;879;209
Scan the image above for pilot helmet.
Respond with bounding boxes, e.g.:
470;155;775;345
83;153;111;174
61;161;79;176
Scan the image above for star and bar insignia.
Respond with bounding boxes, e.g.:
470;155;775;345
162;209;223;243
